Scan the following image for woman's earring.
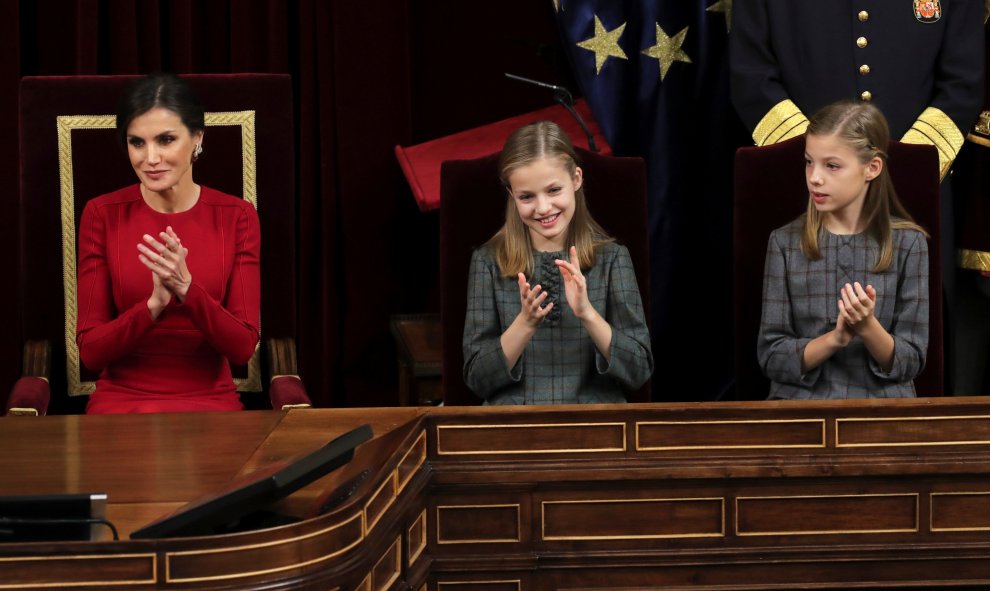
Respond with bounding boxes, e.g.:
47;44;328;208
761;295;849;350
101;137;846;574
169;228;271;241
193;144;203;162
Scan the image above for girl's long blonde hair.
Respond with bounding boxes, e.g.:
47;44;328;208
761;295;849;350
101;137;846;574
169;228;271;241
488;120;612;277
802;101;928;272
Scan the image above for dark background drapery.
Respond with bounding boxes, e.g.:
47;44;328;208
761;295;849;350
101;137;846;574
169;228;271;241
0;0;574;409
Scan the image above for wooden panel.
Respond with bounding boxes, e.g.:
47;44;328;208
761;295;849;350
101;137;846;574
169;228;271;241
372;537;401;591
436;423;625;455
737;494;918;535
0;554;155;588
542;498;724;540
636;419;825;450
166;512;363;583
365;472;398;534
836;415;990;447
397;429;427;493
408;509;427;567
931;492;990;531
437;505;521;544
437;582;520;591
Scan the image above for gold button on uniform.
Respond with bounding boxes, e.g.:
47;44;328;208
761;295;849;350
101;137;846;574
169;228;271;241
859;64;871;75
857;36;868;48
860;91;872;101
858;10;869;22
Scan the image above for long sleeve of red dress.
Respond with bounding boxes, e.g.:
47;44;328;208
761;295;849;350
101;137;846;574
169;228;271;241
76;185;260;413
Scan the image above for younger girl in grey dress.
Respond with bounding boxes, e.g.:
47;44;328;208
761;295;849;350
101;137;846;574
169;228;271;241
463;121;653;405
758;101;930;399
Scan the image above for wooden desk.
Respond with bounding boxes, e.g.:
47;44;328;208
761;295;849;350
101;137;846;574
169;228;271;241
4;399;990;589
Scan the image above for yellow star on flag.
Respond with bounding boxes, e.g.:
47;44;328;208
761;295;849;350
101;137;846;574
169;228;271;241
553;0;560;11
576;16;628;75
641;24;691;81
706;0;733;33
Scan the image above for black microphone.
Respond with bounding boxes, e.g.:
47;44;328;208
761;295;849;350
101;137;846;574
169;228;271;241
504;73;599;153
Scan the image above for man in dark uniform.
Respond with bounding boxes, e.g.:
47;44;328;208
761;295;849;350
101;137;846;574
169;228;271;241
729;0;985;395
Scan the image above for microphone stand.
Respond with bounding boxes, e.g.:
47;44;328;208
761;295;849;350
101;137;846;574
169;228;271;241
504;73;599;153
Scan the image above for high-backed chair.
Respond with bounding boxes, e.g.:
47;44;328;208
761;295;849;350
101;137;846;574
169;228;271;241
440;147;651;406
7;74;310;415
733;136;943;399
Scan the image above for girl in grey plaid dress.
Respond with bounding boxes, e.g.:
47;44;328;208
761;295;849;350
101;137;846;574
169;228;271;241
758;102;930;399
463;121;653;405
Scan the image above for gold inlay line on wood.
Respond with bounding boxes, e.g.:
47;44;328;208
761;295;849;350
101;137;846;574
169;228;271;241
372;536;401;591
436;504;522;544
165;511;362;583
930;491;990;532
541;497;725;540
835;415;990;448
437;581;521;590
436;422;626;455
408;509;428;566
396;429;427;494
736;493;919;536
635;418;826;451
0;553;156;589
364;469;398;534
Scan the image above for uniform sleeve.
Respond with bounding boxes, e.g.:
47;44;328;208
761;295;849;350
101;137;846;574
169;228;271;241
462;250;521;400
729;0;809;145
594;245;653;390
76;201;156;371
900;0;985;178
178;205;260;365
757;231;822;387
868;233;930;381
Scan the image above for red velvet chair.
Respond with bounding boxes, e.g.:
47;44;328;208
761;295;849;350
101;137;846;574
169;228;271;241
733;136;943;399
7;74;310;415
440;147;651;405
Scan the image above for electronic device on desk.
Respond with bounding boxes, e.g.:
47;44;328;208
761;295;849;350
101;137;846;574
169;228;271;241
131;424;373;539
0;493;113;542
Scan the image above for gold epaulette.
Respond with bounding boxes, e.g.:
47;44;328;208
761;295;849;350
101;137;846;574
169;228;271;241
901;107;964;180
752;99;809;146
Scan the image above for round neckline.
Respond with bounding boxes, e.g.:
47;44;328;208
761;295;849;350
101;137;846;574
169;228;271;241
139;184;203;216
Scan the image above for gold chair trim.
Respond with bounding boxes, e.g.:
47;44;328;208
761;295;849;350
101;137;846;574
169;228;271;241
959;249;990;272
58;112;262;395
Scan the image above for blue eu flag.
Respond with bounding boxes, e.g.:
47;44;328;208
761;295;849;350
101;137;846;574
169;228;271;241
555;0;749;400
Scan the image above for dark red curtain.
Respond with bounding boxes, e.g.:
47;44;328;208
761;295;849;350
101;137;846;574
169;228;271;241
2;0;567;409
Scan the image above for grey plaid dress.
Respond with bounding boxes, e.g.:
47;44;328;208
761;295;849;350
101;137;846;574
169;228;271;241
463;242;653;405
758;217;929;399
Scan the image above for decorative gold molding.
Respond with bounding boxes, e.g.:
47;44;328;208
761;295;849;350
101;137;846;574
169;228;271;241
930;492;990;532
435;422;627;455
0;553;156;589
165;511;362;583
436;504;522;544
57;111;262;396
835;415;990;448
635;418;826;451
541;497;725;540
735;493;919;536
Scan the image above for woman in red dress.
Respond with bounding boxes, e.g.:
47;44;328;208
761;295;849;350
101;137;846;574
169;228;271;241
77;73;259;413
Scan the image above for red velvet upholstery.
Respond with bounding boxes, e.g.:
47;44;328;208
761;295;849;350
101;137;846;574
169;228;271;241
440;147;651;406
13;74;309;413
5;377;50;416
270;376;311;409
733;136;943;399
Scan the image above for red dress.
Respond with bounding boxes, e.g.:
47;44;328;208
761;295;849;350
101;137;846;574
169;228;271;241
76;185;260;413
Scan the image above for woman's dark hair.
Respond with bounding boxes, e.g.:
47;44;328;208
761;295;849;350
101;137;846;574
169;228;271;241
116;73;205;147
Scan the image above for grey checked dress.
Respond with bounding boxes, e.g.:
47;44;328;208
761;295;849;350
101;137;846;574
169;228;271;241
463;242;653;405
758;217;929;399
